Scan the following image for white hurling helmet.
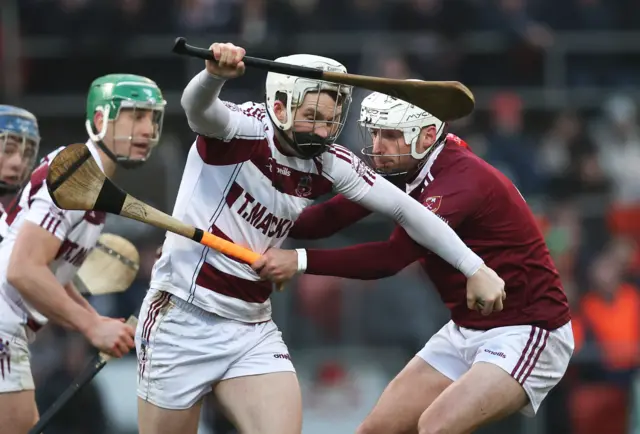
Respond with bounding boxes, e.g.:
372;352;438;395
359;87;446;164
265;54;352;158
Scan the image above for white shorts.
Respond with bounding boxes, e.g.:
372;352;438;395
417;320;574;417
135;289;295;410
0;319;34;394
0;297;35;393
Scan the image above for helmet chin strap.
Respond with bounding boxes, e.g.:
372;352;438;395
403;127;449;182
94;137;147;170
290;131;332;159
269;112;329;160
377;125;449;184
0;181;19;196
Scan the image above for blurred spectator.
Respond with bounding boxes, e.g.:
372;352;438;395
569;245;640;434
591;94;640;203
537;110;592;180
484;92;542;197
544;201;583;275
239;0;267;45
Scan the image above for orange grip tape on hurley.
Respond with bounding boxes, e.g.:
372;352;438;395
201;231;261;264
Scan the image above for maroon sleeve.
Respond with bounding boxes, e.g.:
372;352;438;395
305;226;424;279
288;194;372;240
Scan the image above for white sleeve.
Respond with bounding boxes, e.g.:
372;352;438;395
180;69;265;141
324;145;378;202
24;182;76;241
325;147;483;278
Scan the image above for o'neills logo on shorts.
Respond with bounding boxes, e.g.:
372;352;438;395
484;349;507;359
273;353;291;361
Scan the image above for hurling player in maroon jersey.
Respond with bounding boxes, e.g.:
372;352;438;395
252;90;573;434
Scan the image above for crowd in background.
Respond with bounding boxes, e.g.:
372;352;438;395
4;0;640;433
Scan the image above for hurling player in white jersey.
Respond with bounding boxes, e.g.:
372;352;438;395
137;42;505;434
0;106;41;237
0;74;167;433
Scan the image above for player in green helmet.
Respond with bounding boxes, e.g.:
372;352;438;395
85;73;166;170
0;74;166;433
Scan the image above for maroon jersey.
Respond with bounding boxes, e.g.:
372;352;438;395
290;137;570;331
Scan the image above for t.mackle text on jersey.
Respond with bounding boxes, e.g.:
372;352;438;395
232;188;293;238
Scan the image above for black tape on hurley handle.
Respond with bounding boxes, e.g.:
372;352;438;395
172;37;325;80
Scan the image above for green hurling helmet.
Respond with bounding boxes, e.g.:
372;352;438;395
85;74;166;169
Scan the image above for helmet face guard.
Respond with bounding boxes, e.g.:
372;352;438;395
85;75;166;169
358;91;445;176
0;106;40;195
284;81;352;159
265;55;352;159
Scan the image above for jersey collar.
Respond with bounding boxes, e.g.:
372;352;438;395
85;140;105;172
405;141;446;194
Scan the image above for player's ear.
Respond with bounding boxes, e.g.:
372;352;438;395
419;126;437;152
273;100;287;124
93;111;104;133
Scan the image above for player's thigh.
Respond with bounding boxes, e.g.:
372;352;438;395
214;320;300;434
0;390;38;434
418;361;527;434
417;322;574;434
138;397;203;434
357;356;453;434
215;372;301;434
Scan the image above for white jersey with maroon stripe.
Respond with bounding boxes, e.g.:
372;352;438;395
150;101;377;323
0;141;106;328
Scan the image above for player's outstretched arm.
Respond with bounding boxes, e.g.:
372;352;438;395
355;175;483;278
355;177;506;314
324;149;482;276
180;42;246;138
254;226;422;281
289;194;372;240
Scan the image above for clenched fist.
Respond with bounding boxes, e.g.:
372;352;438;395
466;264;506;316
84;316;135;358
206;42;246;79
251;248;299;288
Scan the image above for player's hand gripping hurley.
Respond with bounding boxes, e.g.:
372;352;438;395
172;37;475;122
46;143;260;265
